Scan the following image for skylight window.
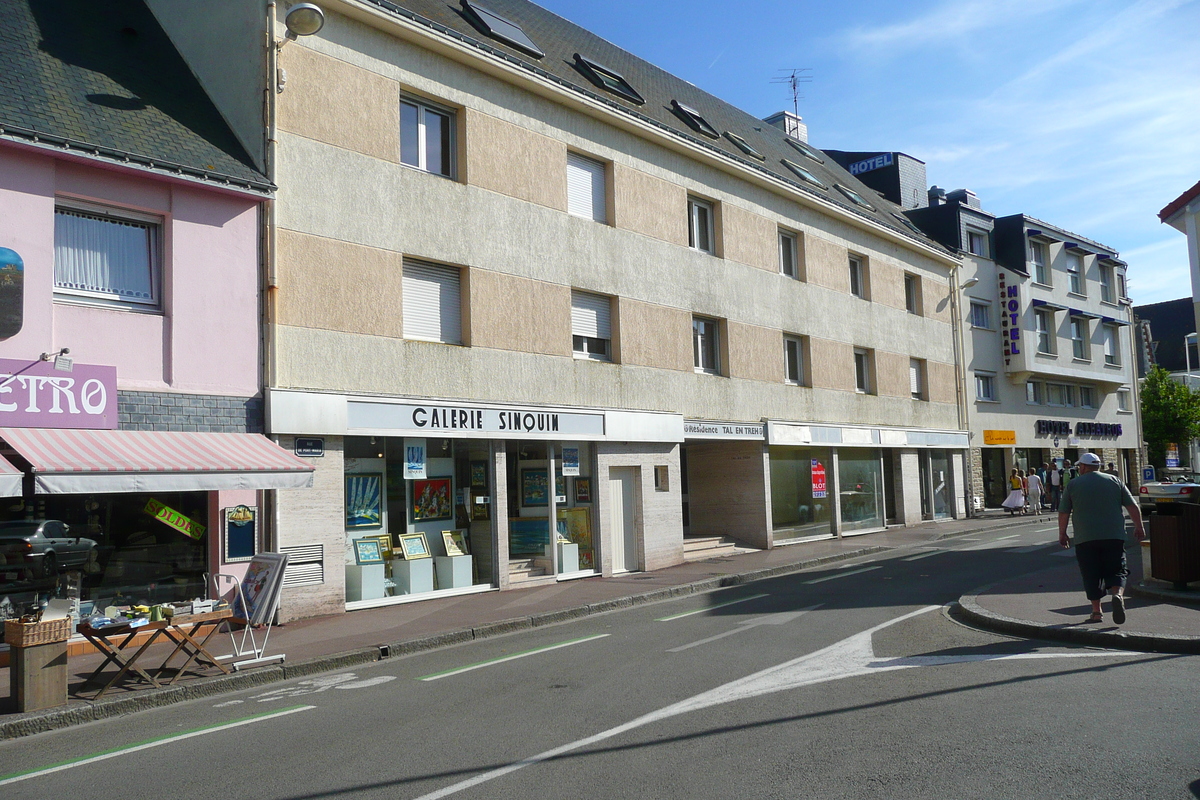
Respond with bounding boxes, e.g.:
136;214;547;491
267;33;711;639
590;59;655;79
781;159;827;188
460;0;544;59
836;184;875;210
892;213;924;235
784;137;824;163
723;131;764;160
572;54;644;105
670;100;719;139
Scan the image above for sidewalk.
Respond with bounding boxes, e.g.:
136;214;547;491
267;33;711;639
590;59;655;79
2;511;1196;740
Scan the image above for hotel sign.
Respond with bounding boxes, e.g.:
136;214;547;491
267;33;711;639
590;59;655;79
0;357;117;429
1036;420;1123;438
848;153;893;175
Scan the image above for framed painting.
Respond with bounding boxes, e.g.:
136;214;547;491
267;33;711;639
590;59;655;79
224;504;257;562
345;474;383;529
442;530;468;557
398;532;431;560
412;477;453;521
470;460;488;489
521;468;548;506
574;477;592;504
470;491;490;521
353;537;385;565
371;533;393;560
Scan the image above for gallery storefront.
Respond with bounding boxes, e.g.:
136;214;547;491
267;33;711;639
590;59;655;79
268;390;683;618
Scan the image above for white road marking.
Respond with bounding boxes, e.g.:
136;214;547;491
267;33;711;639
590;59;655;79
656;593;769;622
0;705;315;786
411;605;1132;800
668;605;821;652
249;672;396;702
418;634;610;681
803;566;880;584
959;535;1023;551
902;550;946;562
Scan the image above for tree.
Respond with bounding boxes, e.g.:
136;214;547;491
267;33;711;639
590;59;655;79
1140;366;1200;467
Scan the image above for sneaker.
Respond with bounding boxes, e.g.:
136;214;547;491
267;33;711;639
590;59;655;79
1112;594;1126;625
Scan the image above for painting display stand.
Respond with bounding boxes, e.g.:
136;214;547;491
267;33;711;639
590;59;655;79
345;563;387;601
210;552;289;671
434;555;473;589
393;557;434;595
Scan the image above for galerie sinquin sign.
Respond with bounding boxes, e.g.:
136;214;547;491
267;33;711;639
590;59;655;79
0;357;117;429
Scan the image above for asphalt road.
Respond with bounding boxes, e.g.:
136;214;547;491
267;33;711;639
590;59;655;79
2;524;1197;799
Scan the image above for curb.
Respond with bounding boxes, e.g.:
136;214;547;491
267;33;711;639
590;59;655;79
1129;581;1200;607
1;543;888;740
952;586;1200;656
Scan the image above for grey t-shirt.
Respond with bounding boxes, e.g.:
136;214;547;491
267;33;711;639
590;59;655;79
1059;470;1135;543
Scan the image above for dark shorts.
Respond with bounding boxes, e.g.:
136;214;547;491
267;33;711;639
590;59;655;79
1074;539;1128;601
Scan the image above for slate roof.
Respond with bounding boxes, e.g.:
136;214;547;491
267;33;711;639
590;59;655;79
0;0;269;193
1134;297;1195;374
366;0;949;253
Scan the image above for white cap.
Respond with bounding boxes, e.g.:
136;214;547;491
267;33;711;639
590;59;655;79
1078;452;1101;466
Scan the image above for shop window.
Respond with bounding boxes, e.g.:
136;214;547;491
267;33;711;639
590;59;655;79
769;446;833;541
571;290;612;361
779;229;799;278
839;449;885;533
688;196;715;254
54;203;160;310
402;259;462;344
400;95;455;178
904;273;922;315
693;316;721;375
970;300;992;329
566;152;607;223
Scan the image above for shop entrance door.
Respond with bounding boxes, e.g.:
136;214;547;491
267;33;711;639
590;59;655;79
982;449;1006;508
609;467;638;573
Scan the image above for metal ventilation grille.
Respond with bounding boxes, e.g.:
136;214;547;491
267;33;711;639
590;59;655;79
280;543;324;587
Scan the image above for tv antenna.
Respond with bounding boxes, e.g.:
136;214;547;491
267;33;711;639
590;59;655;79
771;68;812;117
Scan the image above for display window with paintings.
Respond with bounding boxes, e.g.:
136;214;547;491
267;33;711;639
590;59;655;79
342;436;493;606
505;440;597;578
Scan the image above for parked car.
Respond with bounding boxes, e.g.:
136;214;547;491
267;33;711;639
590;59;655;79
1139;473;1200;514
0;520;97;577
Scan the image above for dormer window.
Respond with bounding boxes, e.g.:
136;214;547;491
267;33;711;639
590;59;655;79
573;54;644;105
460;0;544;58
781;159;826;188
670;100;719;139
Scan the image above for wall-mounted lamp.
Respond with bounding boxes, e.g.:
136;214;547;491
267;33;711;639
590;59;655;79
279;3;325;48
39;347;72;372
961;277;979;289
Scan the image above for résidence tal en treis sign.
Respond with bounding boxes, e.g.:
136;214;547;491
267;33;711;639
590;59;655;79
0;357;117;429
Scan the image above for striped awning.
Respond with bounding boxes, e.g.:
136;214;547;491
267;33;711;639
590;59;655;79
0;453;22;497
0;428;315;494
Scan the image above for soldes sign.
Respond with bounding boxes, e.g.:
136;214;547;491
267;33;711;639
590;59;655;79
0;357;117;429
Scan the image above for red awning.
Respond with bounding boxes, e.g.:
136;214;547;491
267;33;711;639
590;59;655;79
0;428;314;494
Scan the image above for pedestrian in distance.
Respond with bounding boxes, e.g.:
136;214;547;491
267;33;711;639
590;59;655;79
1105;462;1118;476
1002;467;1025;514
1041;462;1054;508
1058;452;1146;625
1026;468;1044;516
1047;462;1063;510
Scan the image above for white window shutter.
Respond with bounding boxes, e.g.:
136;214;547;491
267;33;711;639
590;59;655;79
571;291;611;339
403;260;461;344
566;153;606;223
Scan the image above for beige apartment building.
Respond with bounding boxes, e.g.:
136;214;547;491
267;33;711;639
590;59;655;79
152;0;967;621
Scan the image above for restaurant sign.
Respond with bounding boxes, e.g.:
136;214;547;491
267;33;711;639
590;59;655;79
998;272;1020;369
0;357;117;429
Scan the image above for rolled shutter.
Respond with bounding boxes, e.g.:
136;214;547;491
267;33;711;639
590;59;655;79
909;359;922;396
571;291;611;340
567;153;607;223
403;260;461;344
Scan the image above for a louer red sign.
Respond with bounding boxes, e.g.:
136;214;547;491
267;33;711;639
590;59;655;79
0;357;118;430
811;459;827;499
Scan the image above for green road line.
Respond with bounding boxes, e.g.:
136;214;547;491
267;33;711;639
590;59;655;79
0;704;315;785
418;634;610;681
655;593;770;622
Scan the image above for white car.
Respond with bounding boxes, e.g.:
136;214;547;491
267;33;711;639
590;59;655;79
1138;474;1200;514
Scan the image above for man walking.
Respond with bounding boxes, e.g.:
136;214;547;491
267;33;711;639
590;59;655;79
1048;461;1062;509
1059;452;1146;624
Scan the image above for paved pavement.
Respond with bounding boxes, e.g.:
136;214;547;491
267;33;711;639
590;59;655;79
1;510;1196;739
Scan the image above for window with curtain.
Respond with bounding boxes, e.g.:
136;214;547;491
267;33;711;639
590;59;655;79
54;206;159;307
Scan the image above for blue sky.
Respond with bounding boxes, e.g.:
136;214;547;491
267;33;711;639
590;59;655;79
537;0;1200;306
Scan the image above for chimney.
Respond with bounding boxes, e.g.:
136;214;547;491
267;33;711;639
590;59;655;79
763;111;808;143
945;188;981;209
928;186;946;206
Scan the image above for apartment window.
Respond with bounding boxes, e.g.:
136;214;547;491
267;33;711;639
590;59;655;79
1036;309;1055;354
967;229;988;257
1071;317;1089;360
1099;264;1114;303
1026;381;1043;405
1117;388;1131;412
1103;324;1120;365
849;255;867;299
1079;386;1095;409
1117;272;1127;300
693;317;721;374
1031;241;1048;284
54;204;160;309
571;290;612;361
779;230;799;278
854;348;873;394
400;97;454;177
909;358;926;400
904;273;922;315
969;300;992;329
1047;383;1074;407
402;260;462;343
784;335;806;385
566;152;607;223
688;197;715;254
1066;252;1084;295
975;372;997;402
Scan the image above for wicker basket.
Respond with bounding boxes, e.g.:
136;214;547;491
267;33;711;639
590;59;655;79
4;616;73;647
